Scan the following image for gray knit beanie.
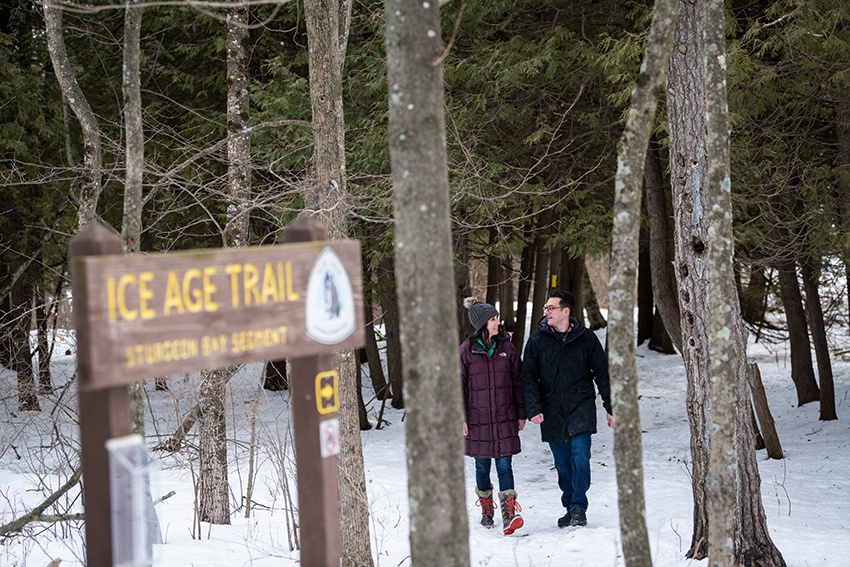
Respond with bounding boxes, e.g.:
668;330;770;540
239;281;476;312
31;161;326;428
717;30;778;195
464;297;499;333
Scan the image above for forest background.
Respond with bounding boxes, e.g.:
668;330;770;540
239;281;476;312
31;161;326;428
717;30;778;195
1;0;849;566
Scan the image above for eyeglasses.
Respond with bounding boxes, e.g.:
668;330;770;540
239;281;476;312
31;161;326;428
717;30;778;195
543;305;563;312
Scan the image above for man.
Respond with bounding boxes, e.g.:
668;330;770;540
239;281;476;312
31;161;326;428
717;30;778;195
522;290;613;528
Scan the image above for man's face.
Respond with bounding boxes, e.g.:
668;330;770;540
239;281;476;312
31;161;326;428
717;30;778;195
544;298;570;330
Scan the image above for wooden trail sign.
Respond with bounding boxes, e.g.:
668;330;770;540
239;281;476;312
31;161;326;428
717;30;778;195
73;229;364;389
70;218;362;567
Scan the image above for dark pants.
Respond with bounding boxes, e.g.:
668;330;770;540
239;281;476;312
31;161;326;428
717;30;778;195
474;456;515;492
549;432;592;511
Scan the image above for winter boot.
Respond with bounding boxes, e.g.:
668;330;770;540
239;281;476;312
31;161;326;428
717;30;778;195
474;488;496;528
498;489;524;535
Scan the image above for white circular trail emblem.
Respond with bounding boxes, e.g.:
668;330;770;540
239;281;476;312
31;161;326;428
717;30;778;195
305;247;357;345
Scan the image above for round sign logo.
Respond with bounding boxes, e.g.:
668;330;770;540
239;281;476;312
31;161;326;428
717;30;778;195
305;247;357;345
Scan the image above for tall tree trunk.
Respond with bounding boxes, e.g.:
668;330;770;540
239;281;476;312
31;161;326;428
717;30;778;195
198;366;232;524
667;0;712;557
454;231;473;340
303;0;372;561
530;236;549;327
122;0;146;436
704;1;738;560
486;227;500;306
836;94;850;327
644;135;682;352
378;256;404;409
385;1;470;563
800;259;837;421
363;279;389;400
35;286;53;393
775;261;820;405
511;241;534;351
559;253;585;323
608;0;677;562
500;257;515;332
43;0;102;227
637;222;654;345
583;267;607;330
13;283;40;412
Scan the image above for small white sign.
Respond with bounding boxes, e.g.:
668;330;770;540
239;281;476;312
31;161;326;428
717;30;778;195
106;434;155;567
305;247;357;345
319;418;340;459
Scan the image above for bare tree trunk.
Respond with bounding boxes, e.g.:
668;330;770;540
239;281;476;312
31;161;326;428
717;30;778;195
559;253;585;322
800;259;837;421
500;257;515;331
35;286;54;393
43;0;102;227
583;267;607;330
608;0;678;562
385;0;470;563
644;135;682;352
486;228;500;307
747;363;783;459
455;231;473;340
13;284;40;412
303;0;372;561
667;0;711;557
704;2;738;560
363;281;389;400
511;241;534;351
122;0;146;436
198;0;252;525
637;225;654;345
531;236;549;325
775;260;820;405
378;256;404;409
198;366;232;524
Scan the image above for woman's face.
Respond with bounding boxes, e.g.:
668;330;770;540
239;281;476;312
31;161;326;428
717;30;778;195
485;315;500;338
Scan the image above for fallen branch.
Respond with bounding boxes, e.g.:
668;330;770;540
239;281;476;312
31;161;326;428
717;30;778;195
0;467;82;536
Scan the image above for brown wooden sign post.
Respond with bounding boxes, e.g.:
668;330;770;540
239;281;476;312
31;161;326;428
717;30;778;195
70;217;363;567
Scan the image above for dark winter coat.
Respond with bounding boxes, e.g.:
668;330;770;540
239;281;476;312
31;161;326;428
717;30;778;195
460;332;526;458
522;316;612;442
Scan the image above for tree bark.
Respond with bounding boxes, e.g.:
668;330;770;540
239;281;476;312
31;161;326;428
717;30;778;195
667;0;712;557
198;366;232;524
637;221;654;345
122;0;146;437
385;0;470;563
43;0;102;227
775;260;820;405
511;241;534;351
378;255;404;409
583;267;607;330
12;283;40;412
644;135;682;352
363;282;389;400
530;236;550;326
303;0;373;561
747;363;783;459
608;0;678;563
500;258;515;332
704;1;738;560
800;259;837;421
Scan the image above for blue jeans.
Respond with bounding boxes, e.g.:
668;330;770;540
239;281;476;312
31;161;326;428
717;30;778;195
474;456;515;492
549;433;592;511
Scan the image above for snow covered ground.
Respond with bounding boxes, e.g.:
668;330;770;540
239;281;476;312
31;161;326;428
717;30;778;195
1;323;848;566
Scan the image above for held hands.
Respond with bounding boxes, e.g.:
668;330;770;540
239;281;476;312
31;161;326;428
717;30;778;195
530;413;544;425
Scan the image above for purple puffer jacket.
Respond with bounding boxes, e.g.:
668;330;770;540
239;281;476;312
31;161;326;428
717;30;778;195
459;333;526;459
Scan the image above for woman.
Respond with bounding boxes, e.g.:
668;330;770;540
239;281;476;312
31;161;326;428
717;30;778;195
460;297;526;535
